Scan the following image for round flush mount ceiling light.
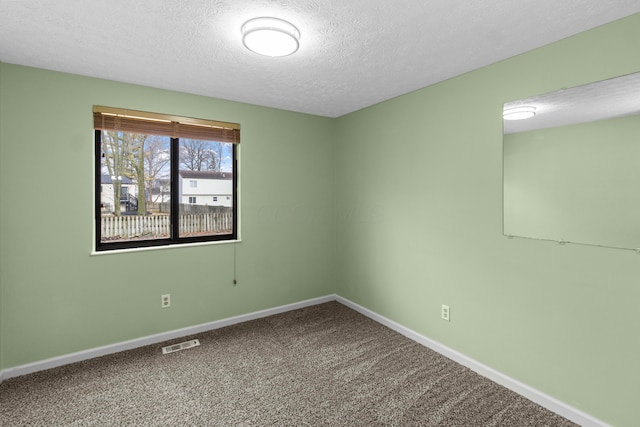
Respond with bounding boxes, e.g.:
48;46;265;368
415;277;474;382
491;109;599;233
503;106;536;120
242;17;300;57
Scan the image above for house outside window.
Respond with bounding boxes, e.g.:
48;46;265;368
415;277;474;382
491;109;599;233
179;170;233;208
94;106;239;251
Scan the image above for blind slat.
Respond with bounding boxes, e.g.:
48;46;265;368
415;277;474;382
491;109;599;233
93;107;240;143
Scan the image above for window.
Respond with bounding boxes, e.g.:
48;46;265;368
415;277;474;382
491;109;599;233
94;106;239;251
213;196;218;202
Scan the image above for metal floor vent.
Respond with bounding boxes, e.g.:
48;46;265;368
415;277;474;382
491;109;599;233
162;339;200;354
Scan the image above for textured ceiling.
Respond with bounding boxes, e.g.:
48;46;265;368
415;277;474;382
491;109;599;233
1;1;639;118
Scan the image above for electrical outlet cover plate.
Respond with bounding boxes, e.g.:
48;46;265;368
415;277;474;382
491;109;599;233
161;294;171;308
441;304;450;321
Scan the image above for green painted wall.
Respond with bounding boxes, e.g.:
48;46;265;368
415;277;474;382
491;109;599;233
0;64;335;369
504;114;640;249
334;14;640;427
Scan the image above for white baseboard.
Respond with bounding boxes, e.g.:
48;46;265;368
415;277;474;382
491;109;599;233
0;293;608;426
0;294;335;381
335;295;609;427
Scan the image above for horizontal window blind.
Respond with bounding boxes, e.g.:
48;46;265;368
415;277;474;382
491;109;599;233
93;106;240;143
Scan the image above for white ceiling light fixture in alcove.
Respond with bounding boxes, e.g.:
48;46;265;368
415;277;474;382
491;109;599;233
241;17;301;57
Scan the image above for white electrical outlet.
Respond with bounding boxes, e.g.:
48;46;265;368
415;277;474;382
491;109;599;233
161;294;171;308
441;304;450;321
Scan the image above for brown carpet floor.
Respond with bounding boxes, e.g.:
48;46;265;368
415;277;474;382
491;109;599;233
0;301;577;426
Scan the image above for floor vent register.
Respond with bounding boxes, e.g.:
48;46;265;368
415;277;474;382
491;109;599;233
162;339;200;354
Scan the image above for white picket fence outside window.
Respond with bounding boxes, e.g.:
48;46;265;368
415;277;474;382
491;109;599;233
100;212;232;239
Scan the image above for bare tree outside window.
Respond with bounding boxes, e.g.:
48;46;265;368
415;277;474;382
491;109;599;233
179;139;225;171
143;135;171;211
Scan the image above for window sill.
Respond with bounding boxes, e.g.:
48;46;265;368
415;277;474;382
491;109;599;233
90;239;242;256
